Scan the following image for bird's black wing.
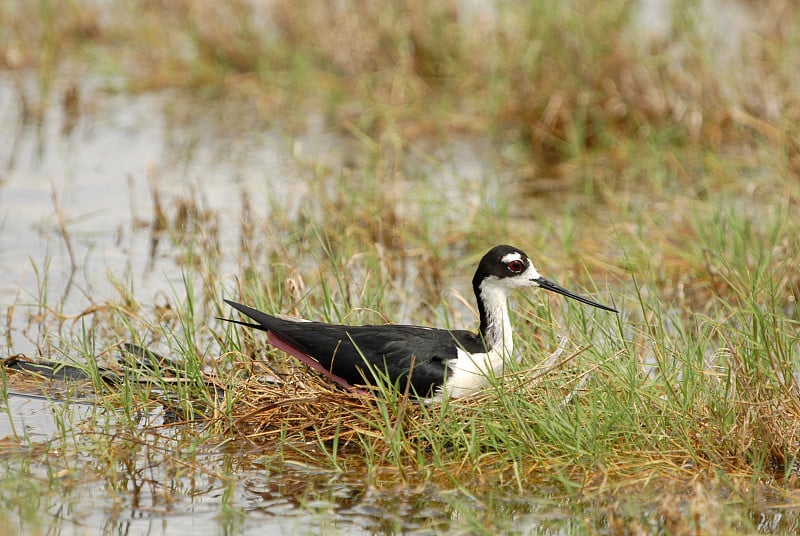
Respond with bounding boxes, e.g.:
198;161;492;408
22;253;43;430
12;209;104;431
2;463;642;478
340;323;487;395
224;300;486;396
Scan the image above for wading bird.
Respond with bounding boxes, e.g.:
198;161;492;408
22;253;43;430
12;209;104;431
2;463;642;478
226;245;617;399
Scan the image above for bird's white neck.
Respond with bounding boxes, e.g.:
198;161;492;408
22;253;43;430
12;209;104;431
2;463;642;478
477;282;514;357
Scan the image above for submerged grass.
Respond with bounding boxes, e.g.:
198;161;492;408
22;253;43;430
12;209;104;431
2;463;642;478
2;0;800;532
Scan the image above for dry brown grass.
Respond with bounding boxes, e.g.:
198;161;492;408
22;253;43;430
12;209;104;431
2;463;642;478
5;0;800;178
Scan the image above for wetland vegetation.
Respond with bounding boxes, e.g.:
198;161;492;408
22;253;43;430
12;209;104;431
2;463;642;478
1;0;800;533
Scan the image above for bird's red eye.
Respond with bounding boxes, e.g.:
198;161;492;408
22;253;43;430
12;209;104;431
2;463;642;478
507;260;525;273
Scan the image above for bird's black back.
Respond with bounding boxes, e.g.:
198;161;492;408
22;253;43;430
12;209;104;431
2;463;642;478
225;300;487;397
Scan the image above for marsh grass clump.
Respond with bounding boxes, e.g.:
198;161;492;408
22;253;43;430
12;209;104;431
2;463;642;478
221;269;798;484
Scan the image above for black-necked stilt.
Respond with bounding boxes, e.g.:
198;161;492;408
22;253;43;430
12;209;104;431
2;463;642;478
225;244;617;399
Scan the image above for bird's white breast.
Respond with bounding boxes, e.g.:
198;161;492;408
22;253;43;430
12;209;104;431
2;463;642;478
436;346;508;399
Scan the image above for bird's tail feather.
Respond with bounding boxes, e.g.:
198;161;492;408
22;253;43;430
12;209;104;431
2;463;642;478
217;316;266;331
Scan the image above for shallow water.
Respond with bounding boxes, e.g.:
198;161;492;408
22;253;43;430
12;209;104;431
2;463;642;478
0;74;300;356
0;406;578;536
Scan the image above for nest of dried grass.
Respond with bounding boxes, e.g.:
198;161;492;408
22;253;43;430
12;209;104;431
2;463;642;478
228;368;389;445
225;339;587;451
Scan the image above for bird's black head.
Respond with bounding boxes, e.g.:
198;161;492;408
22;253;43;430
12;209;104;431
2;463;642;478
473;244;618;312
472;245;535;288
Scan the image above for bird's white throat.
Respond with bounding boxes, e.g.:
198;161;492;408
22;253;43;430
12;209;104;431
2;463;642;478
478;279;516;357
477;261;540;356
436;280;518;400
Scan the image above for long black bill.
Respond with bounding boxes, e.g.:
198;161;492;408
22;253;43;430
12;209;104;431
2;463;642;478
534;278;618;313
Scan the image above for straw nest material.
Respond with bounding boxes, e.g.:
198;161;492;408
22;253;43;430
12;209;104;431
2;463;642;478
225;338;590;447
